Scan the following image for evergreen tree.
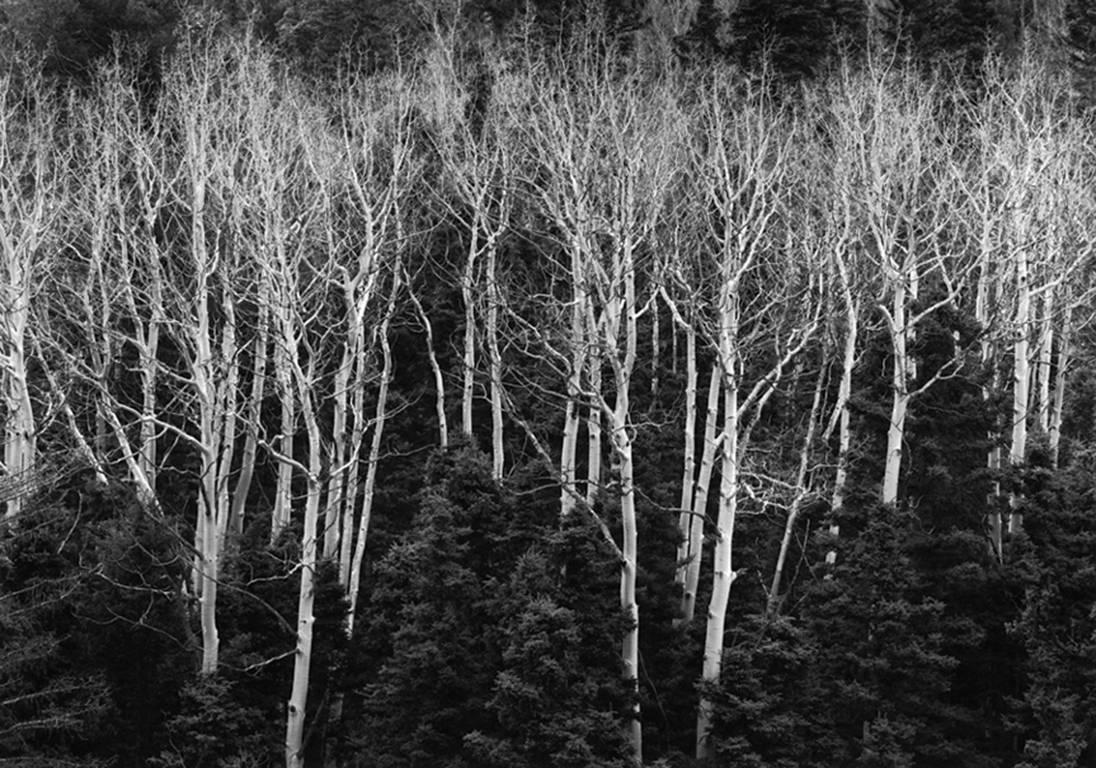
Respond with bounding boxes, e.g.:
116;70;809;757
798;505;971;768
1011;443;1096;767
464;519;632;768
0;479;189;767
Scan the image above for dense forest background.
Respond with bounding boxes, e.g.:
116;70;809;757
4;1;1096;766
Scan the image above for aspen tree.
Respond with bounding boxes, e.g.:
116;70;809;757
684;361;720;623
267;243;331;768
122;83;171;507
334;72;417;600
248;89;344;768
345;269;401;632
52;64;168;510
656;242;719;623
767;359;826;615
178;65;230;674
1048;292;1072;468
659;280;704;619
958;60;1016;557
408;281;450;449
275;227;343;767
691;71;820;759
160;37;272;674
971;57;1084;534
829;60;974;508
0;68;60;518
1040;130;1096;468
238;60;311;544
45;79;129;498
517;54;683;764
799;83;866;569
426;48;514;479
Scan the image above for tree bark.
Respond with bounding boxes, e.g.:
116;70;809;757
1009;246;1031;535
674;322;697;597
487;239;505;480
1048;296;1071;468
347;270;401;633
409;284;449;450
285;364;323;768
682;362;720;623
882;281;910;506
768;361;826;615
697;312;739;758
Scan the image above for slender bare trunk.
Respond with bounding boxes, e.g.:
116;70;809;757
650;293;660;396
1035;289;1054;433
0;97;50;519
273;337;297;542
616;423;642;763
338;337;367;587
696;320;739;759
213;293;240;553
461;228;479;437
231;300;269;535
137;310;162;493
587;349;603;505
347;272;400;633
409;285;449;449
187;132;224;675
674;324;697;594
681;361;720;623
2;309;34;519
768;362;826;614
975;232;1003;557
604;238;642;765
825;291;857;568
1048;298;1071;468
325;342;353;559
882;282;909;506
97;402;156;507
487;243;504;479
285;379;323;768
560;250;587;518
1009;248;1031;535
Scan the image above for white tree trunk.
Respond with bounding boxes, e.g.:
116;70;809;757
487;242;505;480
681;361;720;623
696;341;739;759
560;252;587;518
461;228;479;437
599;235;643;765
586;349;603;505
285;379;323;768
882;282;910;506
825;288;857;568
0;85;53;519
410;286;449;450
650;294;660;396
1035;289;1054;433
272;339;297;542
347;275;400;633
674;323;697;595
230;300;269;535
325;340;354;559
1009;247;1031;534
768;362;825;614
1048;298;1071;468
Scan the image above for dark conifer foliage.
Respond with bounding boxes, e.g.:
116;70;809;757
0;480;189;767
346;447;631;767
725;0;867;78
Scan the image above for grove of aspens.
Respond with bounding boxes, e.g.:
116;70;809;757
3;1;1096;766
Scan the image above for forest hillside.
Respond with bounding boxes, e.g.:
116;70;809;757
3;1;1096;767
